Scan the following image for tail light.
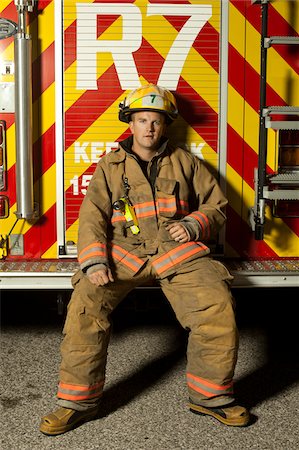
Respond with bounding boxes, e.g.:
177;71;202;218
0;195;9;218
278;130;299;171
0;120;6;191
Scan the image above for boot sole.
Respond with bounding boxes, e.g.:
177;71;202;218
39;410;98;436
189;402;250;427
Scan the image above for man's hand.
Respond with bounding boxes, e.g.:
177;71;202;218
87;267;114;286
165;223;189;243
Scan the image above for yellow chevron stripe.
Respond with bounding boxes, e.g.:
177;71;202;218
64;92;129;192
182;122;218;166
0;0;12;13
228;2;246;58
64;0;122;104
230;4;299;105
64;219;79;257
43;219;80;259
226;164;243;217
189;0;221;33
141;2;220;113
64;158;299;258
242;181;299;257
33;1;54;56
3;160;56;237
3;1;55;170
6;124;16;169
32;83;55;142
272;0;299;34
7;82;55;170
228;4;295;171
42;242;57;258
0;42;14;85
1;1;54;60
226;164;299;257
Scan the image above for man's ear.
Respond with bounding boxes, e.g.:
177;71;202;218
129;120;134;134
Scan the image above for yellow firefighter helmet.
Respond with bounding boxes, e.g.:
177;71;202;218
119;84;178;124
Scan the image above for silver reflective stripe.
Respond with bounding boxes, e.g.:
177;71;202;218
187;373;233;397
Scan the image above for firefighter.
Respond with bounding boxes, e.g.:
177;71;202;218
40;84;250;435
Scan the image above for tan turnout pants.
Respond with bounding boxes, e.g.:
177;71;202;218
57;256;238;411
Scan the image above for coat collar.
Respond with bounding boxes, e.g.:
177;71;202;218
108;136;171;164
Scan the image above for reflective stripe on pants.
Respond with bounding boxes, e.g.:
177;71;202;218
58;256;238;410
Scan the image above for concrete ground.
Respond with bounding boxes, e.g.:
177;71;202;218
1;287;299;450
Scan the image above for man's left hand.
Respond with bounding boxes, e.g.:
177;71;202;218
165;223;189;243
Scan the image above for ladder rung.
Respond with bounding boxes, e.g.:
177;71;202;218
264;36;299;47
263;106;299;115
269;172;299;185
265;121;299;130
263;188;299;201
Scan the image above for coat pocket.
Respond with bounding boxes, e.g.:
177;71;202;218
156;177;178;218
209;259;234;284
71;269;83;288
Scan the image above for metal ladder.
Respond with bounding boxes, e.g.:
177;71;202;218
252;0;299;239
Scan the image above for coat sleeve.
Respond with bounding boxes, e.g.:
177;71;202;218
181;158;228;241
77;162;112;271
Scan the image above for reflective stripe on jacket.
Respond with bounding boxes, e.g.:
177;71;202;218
77;138;227;278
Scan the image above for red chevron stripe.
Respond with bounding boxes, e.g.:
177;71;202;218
231;0;299;75
166;17;219;73
64;0;134;70
64;65;124;149
1;115;14;130
32;42;55;103
149;0;190;4
229;44;287;111
64;20;77;70
0;2;17;54
284;218;299;237
23;203;56;258
11;0;298;258
227;124;274;189
5;124;55;206
0;1;52;53
226;204;278;258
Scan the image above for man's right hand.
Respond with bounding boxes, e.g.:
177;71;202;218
87;267;114;286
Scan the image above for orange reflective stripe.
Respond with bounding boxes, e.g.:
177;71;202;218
152;242;208;275
186;373;233;398
187;381;216;398
178;200;189;215
112;200;189;222
189;211;210;239
135;201;156;218
78;242;107;264
58;391;102;401
157;197;177;213
57;381;104;401
111;244;145;273
111;211;126;223
59;381;104;391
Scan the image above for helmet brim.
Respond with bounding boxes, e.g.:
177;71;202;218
118;107;176;124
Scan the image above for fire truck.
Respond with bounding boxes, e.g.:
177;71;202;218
0;0;298;292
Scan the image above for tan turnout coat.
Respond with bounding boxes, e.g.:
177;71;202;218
77;137;228;279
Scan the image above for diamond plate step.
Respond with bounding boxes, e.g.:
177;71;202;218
268;172;299;185
1;259;299;289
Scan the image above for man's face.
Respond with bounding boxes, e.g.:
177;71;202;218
129;111;166;152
